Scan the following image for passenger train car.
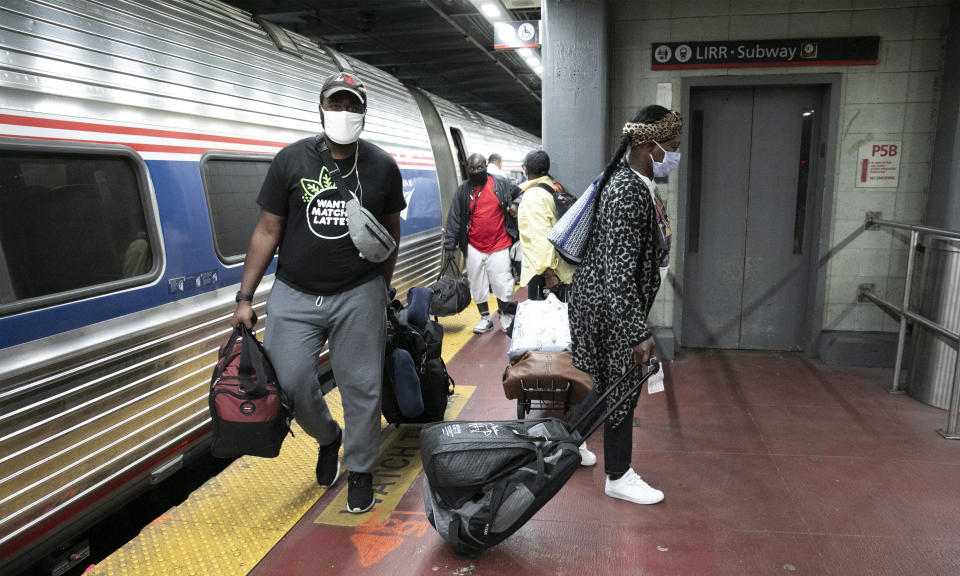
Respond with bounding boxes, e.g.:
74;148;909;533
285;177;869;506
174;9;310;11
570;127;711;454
0;0;540;571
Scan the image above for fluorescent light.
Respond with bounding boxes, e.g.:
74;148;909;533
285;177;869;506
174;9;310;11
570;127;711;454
480;3;501;18
525;56;539;67
533;65;543;75
518;48;533;58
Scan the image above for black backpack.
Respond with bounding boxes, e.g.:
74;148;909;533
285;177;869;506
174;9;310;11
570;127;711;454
536;180;576;218
383;298;455;425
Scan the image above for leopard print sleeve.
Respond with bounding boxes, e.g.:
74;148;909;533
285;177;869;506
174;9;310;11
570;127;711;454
599;172;655;348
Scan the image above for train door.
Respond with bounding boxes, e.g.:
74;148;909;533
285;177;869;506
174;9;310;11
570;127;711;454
682;85;825;350
408;88;460;221
449;128;469;181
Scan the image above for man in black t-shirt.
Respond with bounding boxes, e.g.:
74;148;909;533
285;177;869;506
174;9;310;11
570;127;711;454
232;72;405;514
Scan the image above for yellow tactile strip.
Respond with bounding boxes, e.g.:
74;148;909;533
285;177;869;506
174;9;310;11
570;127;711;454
89;307;485;576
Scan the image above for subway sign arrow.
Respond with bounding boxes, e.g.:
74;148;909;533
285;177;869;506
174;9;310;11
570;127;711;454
651;36;879;70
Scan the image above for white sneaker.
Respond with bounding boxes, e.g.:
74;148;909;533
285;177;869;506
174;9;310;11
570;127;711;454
578;442;596;466
604;468;664;504
472;315;494;333
499;312;514;333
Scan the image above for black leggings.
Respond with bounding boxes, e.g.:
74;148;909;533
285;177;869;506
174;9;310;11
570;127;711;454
570;385;640;476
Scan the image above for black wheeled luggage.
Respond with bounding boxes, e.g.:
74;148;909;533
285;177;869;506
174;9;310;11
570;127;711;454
420;359;659;557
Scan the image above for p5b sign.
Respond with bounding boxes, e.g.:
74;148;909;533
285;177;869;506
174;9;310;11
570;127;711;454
857;140;901;188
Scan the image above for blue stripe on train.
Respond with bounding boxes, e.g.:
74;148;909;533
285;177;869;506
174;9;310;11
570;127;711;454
1;161;441;348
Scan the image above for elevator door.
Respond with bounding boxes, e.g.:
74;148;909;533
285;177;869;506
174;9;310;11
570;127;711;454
682;86;822;350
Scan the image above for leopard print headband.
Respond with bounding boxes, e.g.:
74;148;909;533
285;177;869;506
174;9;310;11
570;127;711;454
622;111;683;146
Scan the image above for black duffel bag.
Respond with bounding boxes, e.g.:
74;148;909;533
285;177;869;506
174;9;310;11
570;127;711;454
430;258;471;317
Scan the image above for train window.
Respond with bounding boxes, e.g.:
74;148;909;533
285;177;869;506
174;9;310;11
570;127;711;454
449;128;469;181
0;144;159;314
200;154;273;263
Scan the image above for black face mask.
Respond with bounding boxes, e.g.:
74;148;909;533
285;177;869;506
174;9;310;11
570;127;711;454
468;171;487;185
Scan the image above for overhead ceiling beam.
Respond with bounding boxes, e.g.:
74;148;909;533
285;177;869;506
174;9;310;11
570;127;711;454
347;41;474;56
393;62;498;78
420;0;541;104
365;52;486;67
319;28;458;43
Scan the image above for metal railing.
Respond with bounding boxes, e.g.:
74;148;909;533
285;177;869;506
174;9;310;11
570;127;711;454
858;214;960;439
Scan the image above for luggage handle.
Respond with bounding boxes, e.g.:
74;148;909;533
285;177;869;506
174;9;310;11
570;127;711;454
510;430;547;442
438;256;462;281
569;357;660;440
237;324;270;398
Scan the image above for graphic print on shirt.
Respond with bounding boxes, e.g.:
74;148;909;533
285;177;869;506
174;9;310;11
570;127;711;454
301;166;348;240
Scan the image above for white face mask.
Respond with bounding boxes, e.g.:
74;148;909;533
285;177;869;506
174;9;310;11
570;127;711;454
323;110;364;144
651;141;681;178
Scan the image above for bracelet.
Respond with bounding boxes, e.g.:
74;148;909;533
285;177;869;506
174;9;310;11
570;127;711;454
235;291;254;303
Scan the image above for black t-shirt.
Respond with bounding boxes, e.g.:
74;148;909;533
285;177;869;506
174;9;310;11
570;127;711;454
257;136;405;295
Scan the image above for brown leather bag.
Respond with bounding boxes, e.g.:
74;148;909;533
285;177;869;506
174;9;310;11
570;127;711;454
502;350;594;403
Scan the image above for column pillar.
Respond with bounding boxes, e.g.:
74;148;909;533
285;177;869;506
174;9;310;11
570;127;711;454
541;0;609;196
929;1;960;230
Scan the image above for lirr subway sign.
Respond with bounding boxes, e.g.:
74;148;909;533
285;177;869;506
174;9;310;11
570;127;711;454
651;37;879;69
856;140;901;188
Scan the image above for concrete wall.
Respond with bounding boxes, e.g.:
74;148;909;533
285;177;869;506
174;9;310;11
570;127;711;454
611;0;952;340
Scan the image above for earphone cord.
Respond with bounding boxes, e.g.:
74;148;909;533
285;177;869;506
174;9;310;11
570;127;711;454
341;142;359;178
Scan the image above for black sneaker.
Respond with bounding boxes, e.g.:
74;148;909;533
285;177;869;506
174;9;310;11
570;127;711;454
315;427;342;488
346;472;375;514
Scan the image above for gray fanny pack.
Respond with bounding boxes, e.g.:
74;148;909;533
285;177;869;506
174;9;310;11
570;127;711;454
317;137;397;263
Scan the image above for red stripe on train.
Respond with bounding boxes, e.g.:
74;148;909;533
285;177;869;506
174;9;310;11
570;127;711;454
2;132;438;167
0;133;274;155
0;113;291;147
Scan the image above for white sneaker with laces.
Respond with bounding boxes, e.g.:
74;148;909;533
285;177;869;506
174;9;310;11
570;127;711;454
578;442;596;466
499;312;514;333
604;468;664;504
472;315;494;333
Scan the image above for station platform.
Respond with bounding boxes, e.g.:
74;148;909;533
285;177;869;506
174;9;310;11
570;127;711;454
87;302;960;576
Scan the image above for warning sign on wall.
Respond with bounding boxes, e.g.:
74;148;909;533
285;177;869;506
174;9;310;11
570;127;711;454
856;140;901;188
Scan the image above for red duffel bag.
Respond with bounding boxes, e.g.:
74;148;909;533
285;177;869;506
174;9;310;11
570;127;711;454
209;324;291;458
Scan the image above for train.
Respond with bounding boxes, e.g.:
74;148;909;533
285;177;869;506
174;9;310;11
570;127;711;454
0;0;540;572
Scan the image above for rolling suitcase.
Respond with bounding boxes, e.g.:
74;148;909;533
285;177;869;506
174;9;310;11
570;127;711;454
421;358;659;557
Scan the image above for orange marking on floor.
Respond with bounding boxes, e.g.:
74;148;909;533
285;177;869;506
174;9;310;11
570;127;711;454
356;509;431;537
350;533;404;567
347;509;433;565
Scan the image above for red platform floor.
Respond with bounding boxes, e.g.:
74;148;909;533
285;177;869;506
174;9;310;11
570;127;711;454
252;332;960;576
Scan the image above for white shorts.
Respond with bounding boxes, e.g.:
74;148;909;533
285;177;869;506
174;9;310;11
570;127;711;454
466;244;515;304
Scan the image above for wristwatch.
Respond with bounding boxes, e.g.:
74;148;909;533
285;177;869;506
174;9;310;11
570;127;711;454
235;291;254;303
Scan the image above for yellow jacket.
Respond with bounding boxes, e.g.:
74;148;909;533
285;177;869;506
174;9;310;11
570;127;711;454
517;176;577;286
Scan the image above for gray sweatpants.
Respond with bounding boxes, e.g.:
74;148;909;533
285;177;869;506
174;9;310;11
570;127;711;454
264;277;388;472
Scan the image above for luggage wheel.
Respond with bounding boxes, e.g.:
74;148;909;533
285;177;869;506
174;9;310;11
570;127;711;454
517;379;571;418
516;399;531;419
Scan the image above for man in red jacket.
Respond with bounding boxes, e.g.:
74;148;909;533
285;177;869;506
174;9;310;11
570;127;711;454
443;153;521;333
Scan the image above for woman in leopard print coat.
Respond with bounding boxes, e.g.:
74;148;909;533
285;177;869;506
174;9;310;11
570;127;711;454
569;105;681;505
